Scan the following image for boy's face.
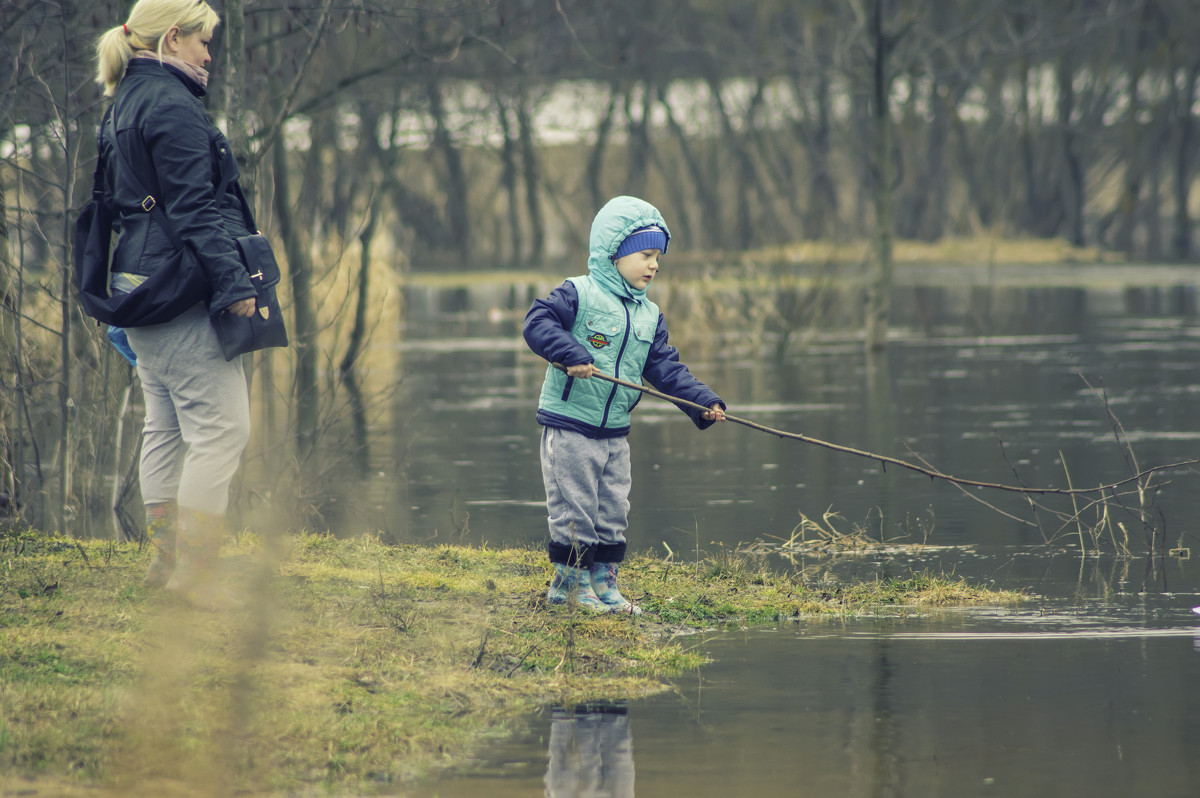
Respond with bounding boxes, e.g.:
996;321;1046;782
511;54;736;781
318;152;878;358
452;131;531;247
613;248;662;290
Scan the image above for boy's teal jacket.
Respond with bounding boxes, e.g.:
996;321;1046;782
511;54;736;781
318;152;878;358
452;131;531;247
523;196;723;438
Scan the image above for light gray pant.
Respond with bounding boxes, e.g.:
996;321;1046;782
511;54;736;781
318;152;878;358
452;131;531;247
540;427;631;551
544;709;635;798
124;302;251;514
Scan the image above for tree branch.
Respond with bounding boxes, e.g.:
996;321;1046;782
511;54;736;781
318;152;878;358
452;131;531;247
552;363;1200;497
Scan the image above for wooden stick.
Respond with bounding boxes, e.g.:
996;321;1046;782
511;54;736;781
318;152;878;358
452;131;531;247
551;363;1200;497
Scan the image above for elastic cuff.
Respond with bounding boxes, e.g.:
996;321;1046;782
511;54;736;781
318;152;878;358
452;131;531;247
548;540;595;568
594;542;627;564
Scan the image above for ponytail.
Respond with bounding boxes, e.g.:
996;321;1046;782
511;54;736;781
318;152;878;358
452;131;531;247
95;25;135;97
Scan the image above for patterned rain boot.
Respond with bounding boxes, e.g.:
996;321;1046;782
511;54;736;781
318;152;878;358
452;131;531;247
589;562;642;616
143;501;178;588
547;562;613;613
165;508;243;611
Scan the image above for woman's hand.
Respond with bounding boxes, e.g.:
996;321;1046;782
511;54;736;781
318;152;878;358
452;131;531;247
702;403;726;422
226;297;257;318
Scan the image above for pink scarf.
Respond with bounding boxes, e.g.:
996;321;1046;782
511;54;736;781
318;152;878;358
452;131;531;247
131;50;209;90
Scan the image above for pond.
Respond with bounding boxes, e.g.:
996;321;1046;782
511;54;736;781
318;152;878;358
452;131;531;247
346;263;1200;796
411;598;1200;797
371;264;1200;562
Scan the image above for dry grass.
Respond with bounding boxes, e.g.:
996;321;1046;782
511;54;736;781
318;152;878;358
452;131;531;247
0;528;1023;796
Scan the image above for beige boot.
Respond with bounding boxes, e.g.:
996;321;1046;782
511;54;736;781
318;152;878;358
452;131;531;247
143;501;177;588
165;508;243;611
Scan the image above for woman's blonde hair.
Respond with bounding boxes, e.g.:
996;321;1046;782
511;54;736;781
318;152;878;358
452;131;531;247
95;0;221;97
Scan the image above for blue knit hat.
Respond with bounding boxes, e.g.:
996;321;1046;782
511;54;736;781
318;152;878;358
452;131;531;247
612;225;668;260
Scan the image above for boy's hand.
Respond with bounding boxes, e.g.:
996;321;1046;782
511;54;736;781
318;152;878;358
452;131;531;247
566;363;596;378
702;403;726;422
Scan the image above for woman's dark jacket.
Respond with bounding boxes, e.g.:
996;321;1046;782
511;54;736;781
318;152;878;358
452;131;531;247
101;58;255;315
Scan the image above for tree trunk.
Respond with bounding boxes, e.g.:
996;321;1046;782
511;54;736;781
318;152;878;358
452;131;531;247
1056;54;1085;246
865;0;895;352
494;91;522;264
623;83;651;200
659;83;718;248
272;137;319;465
952;71;1000;229
914;76;954;241
585;84;618;213
427;69;470;260
741;78;786;244
1114;10;1146;256
1171;58;1199;259
787;72;839;241
222;0;253;194
705;71;761;249
340;202;374;475
516;83;544;264
790;14;839;240
0;158;16;512
57;48;77;534
1017;61;1044;234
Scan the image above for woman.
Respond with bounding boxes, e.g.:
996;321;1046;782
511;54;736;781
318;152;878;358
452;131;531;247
95;0;257;609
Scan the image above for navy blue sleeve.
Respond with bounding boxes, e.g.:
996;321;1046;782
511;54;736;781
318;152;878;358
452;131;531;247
523;281;593;368
141;99;255;314
643;313;724;429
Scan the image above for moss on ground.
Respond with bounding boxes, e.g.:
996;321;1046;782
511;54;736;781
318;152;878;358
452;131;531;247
0;528;1023;796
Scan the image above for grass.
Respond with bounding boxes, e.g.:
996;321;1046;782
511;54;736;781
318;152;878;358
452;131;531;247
0;527;1024;796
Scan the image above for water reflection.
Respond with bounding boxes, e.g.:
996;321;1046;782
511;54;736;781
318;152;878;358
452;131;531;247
416;597;1200;798
546;702;634;798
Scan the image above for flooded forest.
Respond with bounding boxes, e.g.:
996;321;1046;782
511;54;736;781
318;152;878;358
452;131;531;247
4;0;1200;542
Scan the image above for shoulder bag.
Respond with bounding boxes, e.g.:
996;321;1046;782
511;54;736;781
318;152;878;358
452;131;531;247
211;202;290;361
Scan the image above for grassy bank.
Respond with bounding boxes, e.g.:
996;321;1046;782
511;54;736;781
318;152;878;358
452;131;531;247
0;528;1024;796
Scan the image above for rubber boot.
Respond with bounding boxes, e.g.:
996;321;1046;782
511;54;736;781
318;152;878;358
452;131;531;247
589;562;642;616
143;501;177;588
165;508;243;611
547;562;613;613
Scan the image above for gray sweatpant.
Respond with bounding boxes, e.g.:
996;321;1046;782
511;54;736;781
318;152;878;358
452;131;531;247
544;708;634;798
539;427;631;551
123;302;251;514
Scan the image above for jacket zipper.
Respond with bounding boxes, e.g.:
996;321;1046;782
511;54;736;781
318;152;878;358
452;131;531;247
599;301;632;428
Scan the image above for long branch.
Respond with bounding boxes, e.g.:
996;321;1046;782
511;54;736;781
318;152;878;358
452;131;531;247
552;363;1200;496
252;0;336;167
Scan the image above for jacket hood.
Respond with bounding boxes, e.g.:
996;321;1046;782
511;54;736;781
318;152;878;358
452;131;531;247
587;195;671;301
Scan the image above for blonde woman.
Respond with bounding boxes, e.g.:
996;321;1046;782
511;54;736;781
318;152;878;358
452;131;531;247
95;0;258;609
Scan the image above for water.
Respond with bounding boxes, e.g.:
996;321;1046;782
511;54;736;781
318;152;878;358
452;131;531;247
374;269;1200;562
411;602;1200;797
360;265;1200;796
409;550;1200;797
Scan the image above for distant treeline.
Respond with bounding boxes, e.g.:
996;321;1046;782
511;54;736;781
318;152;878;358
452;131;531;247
2;0;1198;534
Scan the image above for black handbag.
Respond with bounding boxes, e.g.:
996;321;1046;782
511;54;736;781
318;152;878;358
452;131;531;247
74;107;210;327
210;230;290;361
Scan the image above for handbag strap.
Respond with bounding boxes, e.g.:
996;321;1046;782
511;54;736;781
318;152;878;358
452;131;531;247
106;102;188;253
89;107;112;202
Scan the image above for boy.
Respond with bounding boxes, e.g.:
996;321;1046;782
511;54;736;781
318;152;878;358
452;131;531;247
523;195;726;614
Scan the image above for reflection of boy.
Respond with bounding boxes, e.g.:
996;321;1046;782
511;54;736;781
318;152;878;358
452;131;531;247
524;195;725;614
544;702;635;798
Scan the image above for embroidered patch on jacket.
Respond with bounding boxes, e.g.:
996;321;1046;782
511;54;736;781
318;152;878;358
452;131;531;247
586;332;611;349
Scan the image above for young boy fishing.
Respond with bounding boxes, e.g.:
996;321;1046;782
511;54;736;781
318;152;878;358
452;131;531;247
523;195;726;614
